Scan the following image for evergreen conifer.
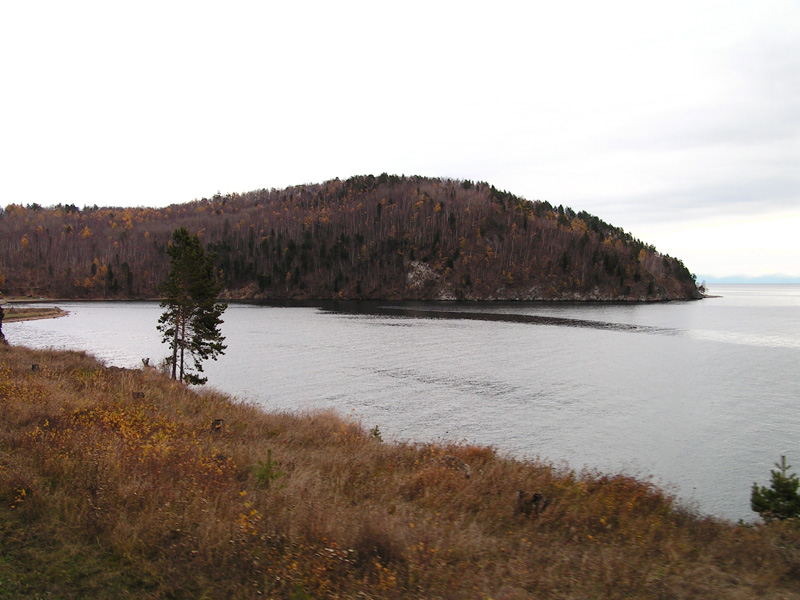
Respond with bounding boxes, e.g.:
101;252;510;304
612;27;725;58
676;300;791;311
751;456;800;521
157;228;227;384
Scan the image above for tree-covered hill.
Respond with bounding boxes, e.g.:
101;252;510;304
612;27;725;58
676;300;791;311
0;174;701;301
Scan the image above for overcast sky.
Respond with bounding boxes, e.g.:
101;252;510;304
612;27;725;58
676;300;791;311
2;1;798;280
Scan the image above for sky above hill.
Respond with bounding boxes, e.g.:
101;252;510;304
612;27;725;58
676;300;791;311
2;1;798;281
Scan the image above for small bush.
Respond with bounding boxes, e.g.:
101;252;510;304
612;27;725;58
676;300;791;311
252;449;284;489
752;456;800;521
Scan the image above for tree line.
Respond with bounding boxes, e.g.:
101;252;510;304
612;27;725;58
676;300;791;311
0;174;700;301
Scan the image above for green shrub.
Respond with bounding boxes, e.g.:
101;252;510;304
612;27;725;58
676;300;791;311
751;456;800;521
252;449;284;489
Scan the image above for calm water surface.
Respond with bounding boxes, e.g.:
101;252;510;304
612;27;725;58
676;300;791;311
6;285;800;522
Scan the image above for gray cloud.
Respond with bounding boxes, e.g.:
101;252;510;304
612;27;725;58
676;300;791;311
599;177;799;224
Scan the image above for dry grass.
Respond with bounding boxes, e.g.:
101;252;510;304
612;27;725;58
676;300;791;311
1;343;799;599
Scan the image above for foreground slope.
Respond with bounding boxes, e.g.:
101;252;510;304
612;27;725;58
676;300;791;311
0;175;700;301
1;344;797;599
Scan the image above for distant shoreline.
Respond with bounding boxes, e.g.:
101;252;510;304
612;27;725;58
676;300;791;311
2;281;798;310
702;278;800;285
3;307;68;323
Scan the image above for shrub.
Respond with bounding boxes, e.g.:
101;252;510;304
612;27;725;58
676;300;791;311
751;456;800;521
252;449;284;489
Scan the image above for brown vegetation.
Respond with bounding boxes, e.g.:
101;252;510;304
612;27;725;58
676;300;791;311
0;175;700;302
1;344;797;598
2;306;67;323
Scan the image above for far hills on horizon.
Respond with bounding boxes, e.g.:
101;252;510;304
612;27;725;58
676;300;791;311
0;174;702;302
699;275;800;285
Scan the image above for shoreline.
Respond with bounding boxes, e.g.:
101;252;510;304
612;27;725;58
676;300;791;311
0;342;796;598
2;295;706;307
2;307;69;323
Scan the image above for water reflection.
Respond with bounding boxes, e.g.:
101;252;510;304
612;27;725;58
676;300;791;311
322;301;678;335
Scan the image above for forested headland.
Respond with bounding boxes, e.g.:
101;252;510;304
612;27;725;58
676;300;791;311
0;174;701;301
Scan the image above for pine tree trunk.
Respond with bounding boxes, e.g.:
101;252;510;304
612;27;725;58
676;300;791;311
171;312;179;380
179;312;186;382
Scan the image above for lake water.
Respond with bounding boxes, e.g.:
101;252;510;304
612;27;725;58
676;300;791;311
5;285;800;522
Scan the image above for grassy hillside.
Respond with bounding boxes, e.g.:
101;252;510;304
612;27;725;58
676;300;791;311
0;175;700;302
0;344;797;598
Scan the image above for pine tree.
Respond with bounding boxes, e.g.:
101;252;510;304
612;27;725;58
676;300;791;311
751;456;800;521
157;228;227;385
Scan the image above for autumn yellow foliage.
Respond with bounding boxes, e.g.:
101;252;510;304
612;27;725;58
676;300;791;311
0;344;798;599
